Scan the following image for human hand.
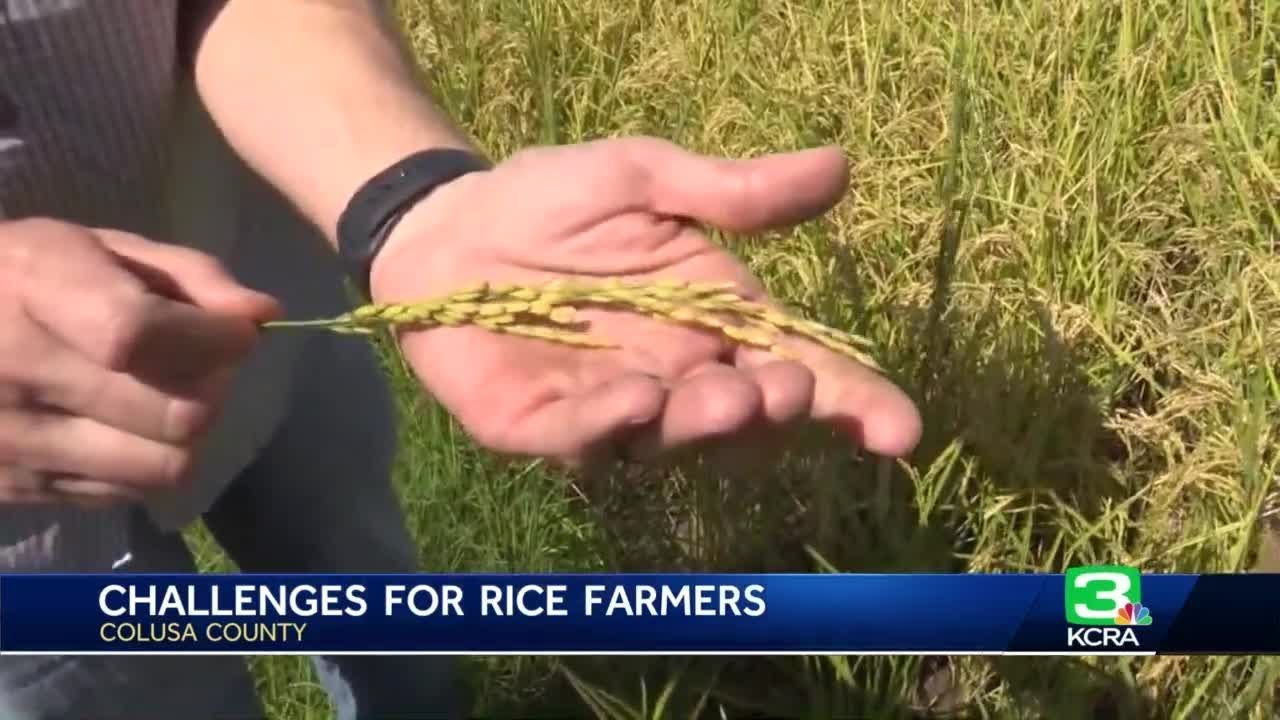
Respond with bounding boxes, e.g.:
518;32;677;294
370;138;921;471
0;219;279;506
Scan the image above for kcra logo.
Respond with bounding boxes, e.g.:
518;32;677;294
1064;565;1152;649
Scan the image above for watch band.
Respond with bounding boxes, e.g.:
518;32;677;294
337;148;492;299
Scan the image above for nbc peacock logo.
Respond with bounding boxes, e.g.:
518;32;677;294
1114;601;1152;626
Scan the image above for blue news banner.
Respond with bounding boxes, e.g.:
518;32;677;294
0;571;1272;654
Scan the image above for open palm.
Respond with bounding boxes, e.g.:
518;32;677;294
369;138;921;470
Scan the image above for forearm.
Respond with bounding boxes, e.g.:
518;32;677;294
191;0;477;245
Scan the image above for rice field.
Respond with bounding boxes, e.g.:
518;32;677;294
193;0;1280;717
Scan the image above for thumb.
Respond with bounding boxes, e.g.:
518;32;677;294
95;229;281;322
624;138;851;233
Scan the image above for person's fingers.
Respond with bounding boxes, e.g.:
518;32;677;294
0;385;21;406
621;363;765;461
0;409;192;489
96;229;281;322
0;303;227;443
0;467;140;507
30;345;231;444
66;294;255;389
621;138;850;233
47;478;144;506
15;227;260;386
687;357;816;471
788;342;922;457
0;466;60;504
823;382;922;458
488;372;666;465
736;357;817;427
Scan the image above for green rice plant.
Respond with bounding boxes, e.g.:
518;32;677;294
261;277;882;370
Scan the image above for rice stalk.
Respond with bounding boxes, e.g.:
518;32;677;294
261;278;881;369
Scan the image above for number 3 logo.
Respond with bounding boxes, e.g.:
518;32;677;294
1064;566;1142;625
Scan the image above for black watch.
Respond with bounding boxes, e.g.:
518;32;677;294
336;148;492;299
